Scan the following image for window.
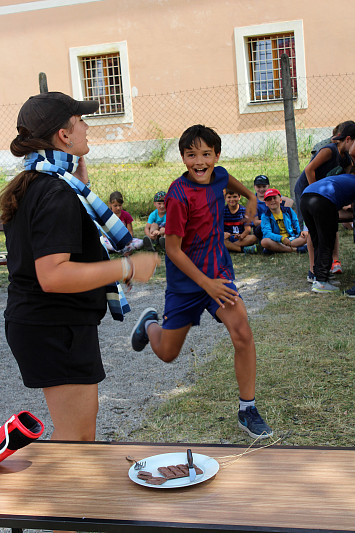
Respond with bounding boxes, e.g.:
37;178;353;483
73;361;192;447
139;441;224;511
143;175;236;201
70;42;133;125
234;21;307;114
81;53;124;115
248;33;297;102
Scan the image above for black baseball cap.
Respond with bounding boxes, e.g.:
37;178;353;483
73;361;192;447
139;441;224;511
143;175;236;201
254;175;270;185
17;91;99;139
332;123;355;141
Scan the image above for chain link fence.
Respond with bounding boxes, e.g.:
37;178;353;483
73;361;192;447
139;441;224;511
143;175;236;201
0;73;353;216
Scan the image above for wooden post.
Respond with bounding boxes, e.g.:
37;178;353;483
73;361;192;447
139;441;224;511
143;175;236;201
281;53;300;204
39;72;48;93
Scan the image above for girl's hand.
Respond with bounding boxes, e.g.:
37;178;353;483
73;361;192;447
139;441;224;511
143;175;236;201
202;278;239;309
73;156;89;184
129;253;160;282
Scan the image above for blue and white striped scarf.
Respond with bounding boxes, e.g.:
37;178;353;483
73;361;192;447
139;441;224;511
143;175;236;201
24;149;132;321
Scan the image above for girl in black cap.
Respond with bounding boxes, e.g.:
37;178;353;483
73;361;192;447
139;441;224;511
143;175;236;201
0;92;159;442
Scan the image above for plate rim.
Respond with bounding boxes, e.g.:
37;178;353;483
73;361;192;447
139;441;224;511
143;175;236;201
128;451;219;489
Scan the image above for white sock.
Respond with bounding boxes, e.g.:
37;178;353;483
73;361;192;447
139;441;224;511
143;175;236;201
239;397;255;411
145;319;158;334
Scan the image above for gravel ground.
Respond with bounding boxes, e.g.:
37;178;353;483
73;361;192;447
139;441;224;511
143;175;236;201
0;275;269;441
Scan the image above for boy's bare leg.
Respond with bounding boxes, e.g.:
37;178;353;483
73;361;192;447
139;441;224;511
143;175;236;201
289;236;307;248
224;239;243;252
147;323;191;362
237;235;258;247
216;299;256;400
261;238;295;253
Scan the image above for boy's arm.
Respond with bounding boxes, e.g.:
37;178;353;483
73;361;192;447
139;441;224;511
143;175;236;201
239;226;251;239
281;195;294;208
227;174;257;224
144;222;151;236
165;234;239;308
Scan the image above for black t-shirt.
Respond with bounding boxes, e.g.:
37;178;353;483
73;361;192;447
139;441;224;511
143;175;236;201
295;144;352;194
4;172;107;326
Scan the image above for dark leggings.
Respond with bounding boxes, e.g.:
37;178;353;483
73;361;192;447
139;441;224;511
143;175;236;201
300;193;338;282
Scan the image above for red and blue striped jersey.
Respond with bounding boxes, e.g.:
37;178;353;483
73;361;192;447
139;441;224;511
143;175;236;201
224;204;246;235
165;166;235;293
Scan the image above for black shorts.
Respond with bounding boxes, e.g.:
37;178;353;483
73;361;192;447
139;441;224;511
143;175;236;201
5;322;106;388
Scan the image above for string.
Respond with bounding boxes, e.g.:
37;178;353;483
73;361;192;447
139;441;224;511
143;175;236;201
216;432;285;468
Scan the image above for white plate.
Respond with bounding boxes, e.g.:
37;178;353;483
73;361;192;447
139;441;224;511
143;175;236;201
128;452;219;489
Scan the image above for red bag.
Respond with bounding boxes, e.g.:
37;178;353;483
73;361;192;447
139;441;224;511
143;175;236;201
0;411;44;462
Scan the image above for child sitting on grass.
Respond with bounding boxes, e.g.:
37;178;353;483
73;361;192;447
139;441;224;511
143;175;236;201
143;190;166;251
261;188;308;254
130;124;273;440
253;174;293;242
102;191;143;254
224;189;258;253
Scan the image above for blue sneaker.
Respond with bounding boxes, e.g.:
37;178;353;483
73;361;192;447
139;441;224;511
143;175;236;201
297;244;308;253
238;406;273;439
130;308;158;352
262;248;274;255
243;244;258;254
344;285;355;298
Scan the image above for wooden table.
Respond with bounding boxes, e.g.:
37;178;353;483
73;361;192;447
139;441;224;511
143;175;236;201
0;441;354;533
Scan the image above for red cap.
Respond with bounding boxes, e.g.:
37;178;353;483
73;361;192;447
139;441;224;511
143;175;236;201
264;188;281;200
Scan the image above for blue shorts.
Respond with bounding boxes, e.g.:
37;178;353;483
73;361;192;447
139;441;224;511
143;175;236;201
162;282;241;330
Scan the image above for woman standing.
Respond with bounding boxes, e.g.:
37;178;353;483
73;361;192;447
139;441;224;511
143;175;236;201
0;92;159;442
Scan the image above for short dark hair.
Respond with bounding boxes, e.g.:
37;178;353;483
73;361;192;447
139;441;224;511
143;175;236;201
225;189;239;196
178;124;221;156
109;191;124;203
332;120;355;137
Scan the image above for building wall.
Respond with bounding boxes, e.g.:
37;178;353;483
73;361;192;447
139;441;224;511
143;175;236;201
0;0;353;163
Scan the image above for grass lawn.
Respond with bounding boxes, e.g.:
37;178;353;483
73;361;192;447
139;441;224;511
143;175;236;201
128;227;354;447
86;155;310;217
0;156;353;447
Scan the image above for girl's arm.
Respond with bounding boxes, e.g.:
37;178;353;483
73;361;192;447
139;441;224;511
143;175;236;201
126;222;134;236
165;234;239;309
305;148;332;184
35;252;160;293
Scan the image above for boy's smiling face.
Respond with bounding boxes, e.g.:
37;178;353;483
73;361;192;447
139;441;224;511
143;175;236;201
182;138;220;184
265;194;281;213
254;184;268;201
225;192;240;208
154;201;166;216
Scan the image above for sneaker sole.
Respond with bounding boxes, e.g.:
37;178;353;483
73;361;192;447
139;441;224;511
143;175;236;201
130;307;158;351
312;287;339;293
237;420;273;439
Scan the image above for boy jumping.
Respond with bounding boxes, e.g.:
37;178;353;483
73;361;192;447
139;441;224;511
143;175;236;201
131;124;273;439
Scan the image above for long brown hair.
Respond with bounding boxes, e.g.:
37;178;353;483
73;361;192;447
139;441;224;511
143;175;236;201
0;120;72;223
